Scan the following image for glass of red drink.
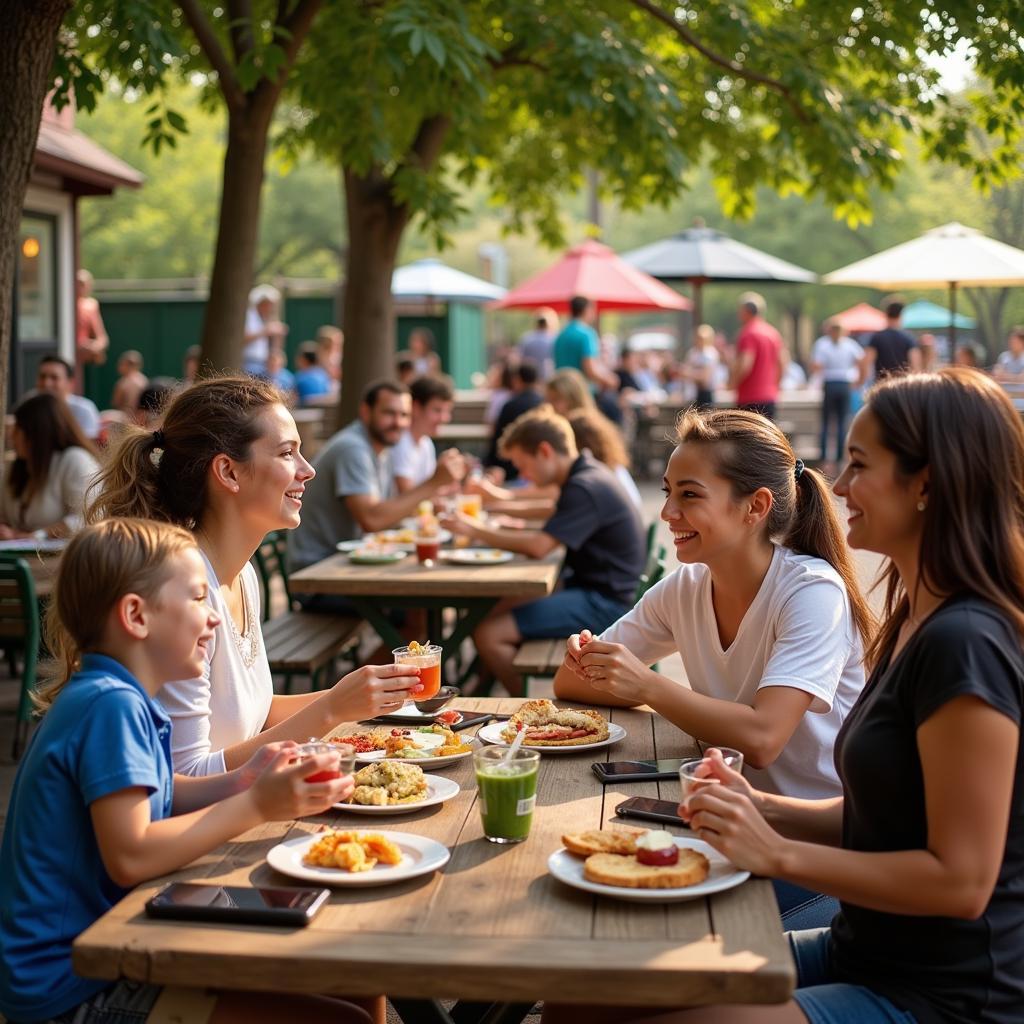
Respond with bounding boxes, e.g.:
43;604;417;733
299;741;354;783
415;537;440;564
392;643;443;701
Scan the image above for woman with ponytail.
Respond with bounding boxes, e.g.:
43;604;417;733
554;408;872;924
87;376;421;778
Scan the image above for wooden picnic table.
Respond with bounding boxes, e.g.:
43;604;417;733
289;550;563;679
73;698;793;1012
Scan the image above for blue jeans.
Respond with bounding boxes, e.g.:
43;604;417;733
773;879;840;930
789;928;916;1023
820;381;851;464
512;587;629;639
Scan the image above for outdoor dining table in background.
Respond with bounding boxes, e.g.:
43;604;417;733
73;699;794;1020
289;549;562;683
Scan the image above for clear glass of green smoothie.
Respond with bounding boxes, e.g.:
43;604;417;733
474;746;541;844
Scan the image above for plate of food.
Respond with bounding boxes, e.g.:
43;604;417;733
441;548;514;565
267;829;450;886
335;763;460;815
331;726;476;769
548;828;749;902
477;699;624;752
347;546;407;565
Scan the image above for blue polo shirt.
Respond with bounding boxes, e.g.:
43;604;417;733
0;655;174;1024
553;319;599;373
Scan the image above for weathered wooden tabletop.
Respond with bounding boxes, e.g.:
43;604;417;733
73;699;794;1008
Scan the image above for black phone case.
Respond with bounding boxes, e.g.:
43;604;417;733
145;888;328;927
614;799;688;827
592;762;680;783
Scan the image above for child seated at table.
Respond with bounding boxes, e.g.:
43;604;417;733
0;519;371;1024
555;407;873;926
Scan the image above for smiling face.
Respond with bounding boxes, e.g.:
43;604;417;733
414;397;452;438
363;390;411;447
146;547;220;681
234;403;315;532
660;443;768;566
832;408;926;559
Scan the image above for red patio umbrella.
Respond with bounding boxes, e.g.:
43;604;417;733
829;302;887;333
492;239;691;314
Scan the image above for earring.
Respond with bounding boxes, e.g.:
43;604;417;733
917;501;927;512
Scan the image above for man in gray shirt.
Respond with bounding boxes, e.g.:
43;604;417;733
289;379;466;573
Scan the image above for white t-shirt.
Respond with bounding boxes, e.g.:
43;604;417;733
243;307;270;367
391;431;437;487
599;545;864;799
811;335;864;383
0;446;99;534
158;552;274;775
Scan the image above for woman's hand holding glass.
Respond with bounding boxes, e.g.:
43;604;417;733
680;749;785;876
329;663;423;722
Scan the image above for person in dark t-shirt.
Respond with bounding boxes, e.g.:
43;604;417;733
443;406;644;697
663;369;1024;1024
484;361;544;481
863;300;922;379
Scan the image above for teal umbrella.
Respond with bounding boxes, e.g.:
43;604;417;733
901;300;975;330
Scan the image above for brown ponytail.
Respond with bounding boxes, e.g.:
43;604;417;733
87;375;283;529
33;518;197;712
675;408;875;651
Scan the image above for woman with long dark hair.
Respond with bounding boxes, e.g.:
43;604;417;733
0;393;99;540
604;369;1024;1024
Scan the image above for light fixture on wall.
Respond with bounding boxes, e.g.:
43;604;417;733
21;237;40;259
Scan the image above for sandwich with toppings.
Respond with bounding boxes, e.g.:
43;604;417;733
500;699;609;747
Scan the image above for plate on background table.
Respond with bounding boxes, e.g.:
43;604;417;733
267;831;450;887
356;738;477;771
441;548;514;565
476;720;626;753
347;548;408;565
547;836;749;903
334;774;460;815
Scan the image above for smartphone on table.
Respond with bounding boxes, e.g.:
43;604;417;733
592;759;688;783
614;796;689;828
145;883;329;927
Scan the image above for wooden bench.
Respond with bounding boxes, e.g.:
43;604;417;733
253;532;364;692
513;638;567;677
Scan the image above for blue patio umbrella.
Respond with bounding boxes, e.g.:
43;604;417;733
900;300;975;330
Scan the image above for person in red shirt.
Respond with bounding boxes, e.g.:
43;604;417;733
730;292;787;420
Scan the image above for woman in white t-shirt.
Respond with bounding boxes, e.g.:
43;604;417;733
88;376;423;778
811;319;864;470
554;406;874;923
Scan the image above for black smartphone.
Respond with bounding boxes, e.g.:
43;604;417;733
145;883;329;927
592;759;688;783
615;796;688;827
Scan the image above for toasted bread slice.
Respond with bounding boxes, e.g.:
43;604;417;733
562;829;639;857
583;849;710;889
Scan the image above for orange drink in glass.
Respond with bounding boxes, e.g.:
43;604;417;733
457;494;483;519
393;643;443;700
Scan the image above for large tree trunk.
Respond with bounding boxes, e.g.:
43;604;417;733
198;103;274;371
0;1;72;438
337;166;410;427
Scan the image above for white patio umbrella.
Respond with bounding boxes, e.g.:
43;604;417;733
824;222;1024;345
392;258;506;304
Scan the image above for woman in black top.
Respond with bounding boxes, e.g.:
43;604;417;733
648;368;1024;1024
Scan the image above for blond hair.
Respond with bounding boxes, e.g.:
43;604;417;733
499;406;577;458
33;518;197;712
545;369;597;415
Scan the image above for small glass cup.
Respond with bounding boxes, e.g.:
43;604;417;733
678;747;744;809
393;643;443;700
414;536;441;564
457;493;483;519
298;741;355;783
474;746;541;844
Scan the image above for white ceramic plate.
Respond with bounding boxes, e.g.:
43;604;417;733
356;734;477;770
477;720;626;753
441;548;514;565
267;831;450;887
334;774;460;815
547;836;750;902
348;549;408;565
